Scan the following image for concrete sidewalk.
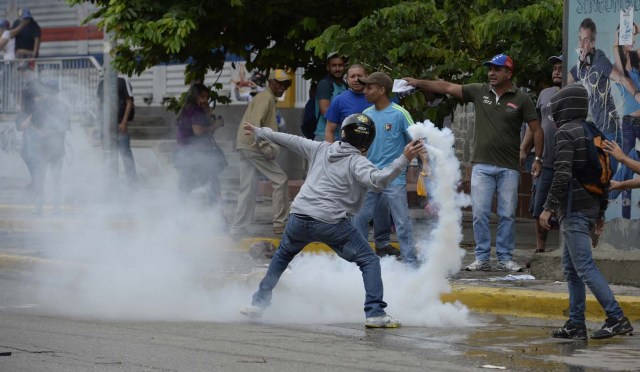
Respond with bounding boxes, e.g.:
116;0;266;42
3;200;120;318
0;174;639;322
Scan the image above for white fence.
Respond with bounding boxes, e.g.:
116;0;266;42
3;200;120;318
0;57;311;114
0;56;101;114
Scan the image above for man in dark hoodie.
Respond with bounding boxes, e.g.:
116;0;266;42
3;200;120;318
240;113;425;328
540;84;634;340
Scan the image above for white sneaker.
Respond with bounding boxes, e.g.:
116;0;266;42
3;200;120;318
240;305;263;319
365;314;401;328
496;260;522;272
465;260;491;271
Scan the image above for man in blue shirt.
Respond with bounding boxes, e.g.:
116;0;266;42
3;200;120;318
353;72;417;265
325;64;395;256
324;64;371;142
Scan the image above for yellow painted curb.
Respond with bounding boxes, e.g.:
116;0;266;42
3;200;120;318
0;253;83;271
443;285;640;322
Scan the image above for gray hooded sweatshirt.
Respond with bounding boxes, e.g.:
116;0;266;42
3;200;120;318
252;127;410;223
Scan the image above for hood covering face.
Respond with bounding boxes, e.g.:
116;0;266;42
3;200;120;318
550;83;589;128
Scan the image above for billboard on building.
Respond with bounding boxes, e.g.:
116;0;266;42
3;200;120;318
565;1;640;221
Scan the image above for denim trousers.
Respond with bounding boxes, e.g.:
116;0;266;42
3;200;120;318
117;133;138;184
353;184;416;264
251;214;387;318
471;163;519;262
561;212;624;324
372;197;392;248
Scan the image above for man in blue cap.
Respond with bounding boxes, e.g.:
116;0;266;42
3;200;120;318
404;53;543;272
12;7;41;59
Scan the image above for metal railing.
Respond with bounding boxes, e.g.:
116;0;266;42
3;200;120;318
0;56;102;115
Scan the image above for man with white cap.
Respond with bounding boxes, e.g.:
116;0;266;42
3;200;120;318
405;53;543;272
231;69;291;237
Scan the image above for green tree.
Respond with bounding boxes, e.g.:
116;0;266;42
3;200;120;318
68;0;396;108
308;0;563;124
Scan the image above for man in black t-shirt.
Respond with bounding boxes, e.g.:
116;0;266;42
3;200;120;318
97;77;138;185
12;7;40;59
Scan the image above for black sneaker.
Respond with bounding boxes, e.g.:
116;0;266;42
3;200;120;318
552;320;587;340
375;245;400;258
591;316;634;339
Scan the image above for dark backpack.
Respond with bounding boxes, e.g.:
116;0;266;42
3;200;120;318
301;96;316;139
300;76;334;139
573;120;613;195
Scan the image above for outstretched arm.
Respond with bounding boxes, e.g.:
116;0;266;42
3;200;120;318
403;77;463;99
244;122;320;159
353;139;425;191
604;139;640;174
610;178;640;190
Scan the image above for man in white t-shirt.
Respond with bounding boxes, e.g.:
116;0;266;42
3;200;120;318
0;18;31;61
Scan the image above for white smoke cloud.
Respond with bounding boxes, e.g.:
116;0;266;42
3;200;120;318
15;86;472;328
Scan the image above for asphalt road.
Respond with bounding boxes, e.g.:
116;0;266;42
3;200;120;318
1;274;638;372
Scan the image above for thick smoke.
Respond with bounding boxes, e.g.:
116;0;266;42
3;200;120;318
6;80;471;326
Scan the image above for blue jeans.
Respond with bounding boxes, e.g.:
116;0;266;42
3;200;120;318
561;212;623;324
251;214;387;318
353;184;416;264
471;163;519;262
117;133;137;184
372;197;392;248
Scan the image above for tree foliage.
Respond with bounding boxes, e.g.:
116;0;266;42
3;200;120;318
308;0;563;124
70;0;562;118
68;0;395;106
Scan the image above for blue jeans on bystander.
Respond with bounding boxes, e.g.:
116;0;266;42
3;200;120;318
353;184;416;264
560;212;624;325
471;163;519;262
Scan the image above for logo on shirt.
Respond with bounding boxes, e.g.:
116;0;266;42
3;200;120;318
482;96;492;105
505;102;519;113
384;123;392;131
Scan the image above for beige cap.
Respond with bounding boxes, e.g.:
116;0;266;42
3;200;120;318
268;69;291;82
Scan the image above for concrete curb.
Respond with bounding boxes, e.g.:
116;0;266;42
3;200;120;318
443;285;640;322
2;249;639;322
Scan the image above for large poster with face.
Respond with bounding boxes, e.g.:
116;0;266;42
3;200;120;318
566;2;640;221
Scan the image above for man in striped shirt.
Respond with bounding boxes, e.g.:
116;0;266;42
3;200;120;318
352;72;418;265
540;84;633;340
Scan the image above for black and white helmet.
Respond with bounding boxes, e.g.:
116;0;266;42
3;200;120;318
341;113;376;151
